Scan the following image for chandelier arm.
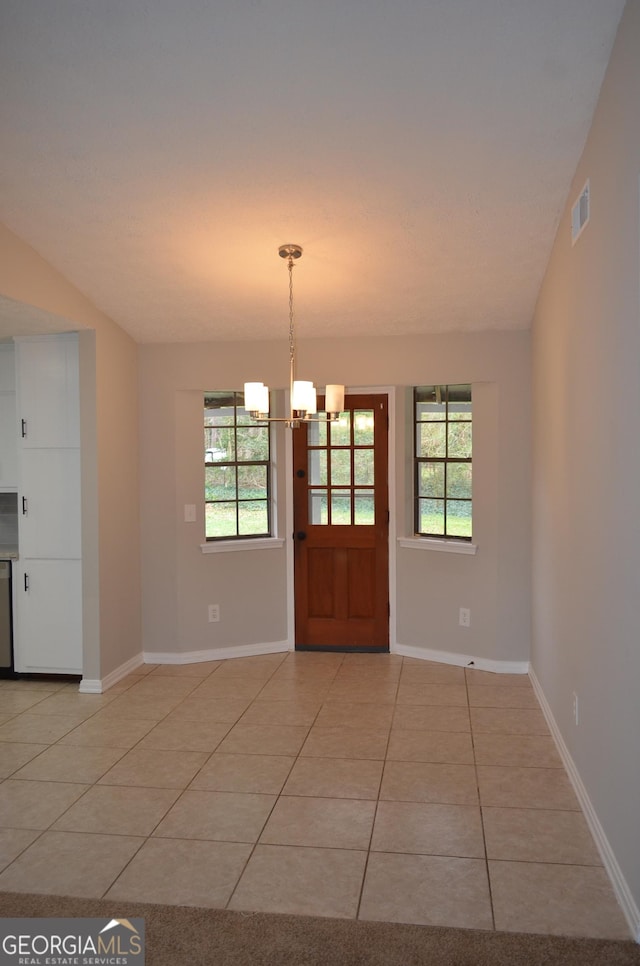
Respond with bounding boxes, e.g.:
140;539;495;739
253;413;339;426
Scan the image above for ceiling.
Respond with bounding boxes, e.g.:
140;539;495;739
0;0;626;344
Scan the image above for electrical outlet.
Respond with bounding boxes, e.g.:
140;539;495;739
459;607;471;628
572;691;579;725
208;604;220;623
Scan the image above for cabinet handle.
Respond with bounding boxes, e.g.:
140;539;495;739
22;496;28;515
24;572;29;592
21;418;27;438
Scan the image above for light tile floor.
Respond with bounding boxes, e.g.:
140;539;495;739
0;652;632;938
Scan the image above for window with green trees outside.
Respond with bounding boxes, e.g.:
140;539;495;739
204;391;271;539
414;385;472;539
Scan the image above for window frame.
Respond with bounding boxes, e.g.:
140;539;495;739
413;384;472;541
204;390;273;541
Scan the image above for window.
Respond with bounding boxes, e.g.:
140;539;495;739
204;391;271;540
414;385;472;539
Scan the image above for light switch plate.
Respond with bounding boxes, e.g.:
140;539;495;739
184;504;196;522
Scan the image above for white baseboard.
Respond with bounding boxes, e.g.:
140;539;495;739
530;668;640;943
84;642;526;690
143;640;291;665
80;641;291;692
395;643;529;675
79;652;144;694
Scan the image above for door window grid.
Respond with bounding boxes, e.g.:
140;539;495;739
307;409;375;525
204;391;271;540
414;385;472;539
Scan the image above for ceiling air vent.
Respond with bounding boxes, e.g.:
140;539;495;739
571;180;590;245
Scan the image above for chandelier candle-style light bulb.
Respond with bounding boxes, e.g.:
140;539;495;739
244;245;344;428
325;384;345;417
292;380;315;416
244;381;269;416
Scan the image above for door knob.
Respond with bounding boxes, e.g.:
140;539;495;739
296;531;307;541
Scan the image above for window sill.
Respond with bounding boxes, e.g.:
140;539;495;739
398;536;478;555
200;537;286;554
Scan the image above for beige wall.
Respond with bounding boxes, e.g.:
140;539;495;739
139;329;530;663
0;222;141;679
532;0;640;921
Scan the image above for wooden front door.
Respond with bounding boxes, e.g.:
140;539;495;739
293;393;389;650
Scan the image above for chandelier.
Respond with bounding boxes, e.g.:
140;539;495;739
244;244;344;428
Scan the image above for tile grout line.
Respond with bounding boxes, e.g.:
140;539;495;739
354;655;403;922
465;663;497;932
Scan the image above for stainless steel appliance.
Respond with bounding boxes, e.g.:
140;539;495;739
0;560;14;676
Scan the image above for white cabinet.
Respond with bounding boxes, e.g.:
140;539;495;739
18;450;81;559
14;560;82;673
13;334;83;675
0;344;17;490
15;335;80;447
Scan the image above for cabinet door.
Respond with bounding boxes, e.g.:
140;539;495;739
18;449;81;558
14;559;82;673
0;391;17;488
16;335;80;448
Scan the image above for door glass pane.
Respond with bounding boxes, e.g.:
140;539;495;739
419;462;444;498
419;498;445;535
331;489;351;525
238;501;268;535
308;449;327;485
354;490;375;525
330;412;351;446
308;420;327;447
206;502;237;538
448;422;472;458
415;386;446;420
446;462;472;499
331;449;351;486
309;489;328;524
417;422;446;458
354;410;374;445
446;500;472;537
237;464;267;500
354;448;374;485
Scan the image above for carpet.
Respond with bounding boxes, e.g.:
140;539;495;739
1;892;639;966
